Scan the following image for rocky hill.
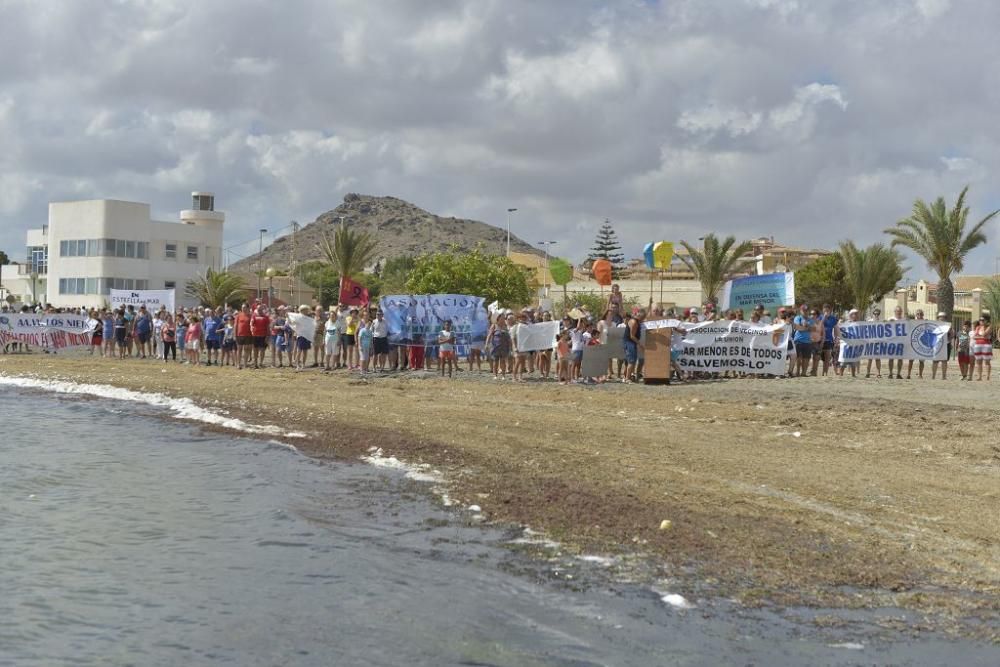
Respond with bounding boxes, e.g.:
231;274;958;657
230;194;543;273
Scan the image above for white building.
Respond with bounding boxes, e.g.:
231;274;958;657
2;191;224;309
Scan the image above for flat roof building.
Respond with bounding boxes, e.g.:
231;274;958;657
2;191;224;309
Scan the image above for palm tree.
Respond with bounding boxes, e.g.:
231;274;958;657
981;277;1000;330
838;241;904;314
678;234;755;305
317;222;379;290
185;268;247;308
884;186;998;318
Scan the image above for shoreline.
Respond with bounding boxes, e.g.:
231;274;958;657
2;354;998;640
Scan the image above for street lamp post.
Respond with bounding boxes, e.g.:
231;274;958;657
257;228;267;302
538;241;557;295
505;208;518;257
265;267;276;308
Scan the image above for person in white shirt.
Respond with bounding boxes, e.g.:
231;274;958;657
371;310;390;371
510;313;528;381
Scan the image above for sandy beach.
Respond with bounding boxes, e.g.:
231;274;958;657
3;354;998;639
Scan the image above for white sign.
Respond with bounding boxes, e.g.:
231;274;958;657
110;289;175;313
838;320;950;362
672;320;790;375
286;313;316;339
514;321;560;352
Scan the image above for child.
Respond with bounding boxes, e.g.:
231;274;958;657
958;320;972;381
185;315;202;366
176;316;188;363
221;315;236;366
556;331;571;384
438;320;456;378
357;316;373;375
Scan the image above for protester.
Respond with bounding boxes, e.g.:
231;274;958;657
973;317;992;381
957;320;972;380
324;310;340;371
865;308;883;379
234;303;252;370
250;305;270;370
372;310;389;372
161;313;177;362
438;319;456;379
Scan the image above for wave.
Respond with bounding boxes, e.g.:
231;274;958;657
0;374;307;439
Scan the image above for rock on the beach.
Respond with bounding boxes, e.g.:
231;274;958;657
659;519;672;531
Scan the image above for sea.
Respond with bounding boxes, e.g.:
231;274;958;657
0;379;997;666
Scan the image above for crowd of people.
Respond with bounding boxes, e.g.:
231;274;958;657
3;288;994;383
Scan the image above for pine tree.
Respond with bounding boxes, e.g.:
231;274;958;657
588;219;626;278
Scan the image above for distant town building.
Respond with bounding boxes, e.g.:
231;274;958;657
3;192;224;308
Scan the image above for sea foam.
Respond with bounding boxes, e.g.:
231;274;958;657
0;374;307;439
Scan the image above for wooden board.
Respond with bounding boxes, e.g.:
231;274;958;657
643;327;672;383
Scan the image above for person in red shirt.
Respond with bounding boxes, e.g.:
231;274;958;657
250;304;271;369
234;303;253;370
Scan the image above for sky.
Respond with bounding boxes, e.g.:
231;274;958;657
2;0;1000;274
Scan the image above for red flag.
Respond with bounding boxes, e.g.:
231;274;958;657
339;276;369;306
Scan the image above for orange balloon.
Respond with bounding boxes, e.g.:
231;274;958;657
591;258;613;286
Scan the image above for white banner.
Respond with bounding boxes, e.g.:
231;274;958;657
110;289;175;313
514;321;560;352
0;313;94;350
838;320;950;362
672;320;790;374
286;313;316;339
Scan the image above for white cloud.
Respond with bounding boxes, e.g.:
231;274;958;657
2;0;1000;277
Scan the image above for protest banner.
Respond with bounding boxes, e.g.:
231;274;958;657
379;295;488;353
671;320;790;375
720;273;794;311
0;313;94;350
286;313;316;339
514;321;560;352
110;289;175;313
837;319;949;362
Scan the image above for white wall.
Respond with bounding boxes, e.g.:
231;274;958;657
42;197;225;309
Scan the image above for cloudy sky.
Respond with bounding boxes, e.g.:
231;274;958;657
2;0;1000;274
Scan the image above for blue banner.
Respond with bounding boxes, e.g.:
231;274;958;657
721;272;795;311
379;294;488;352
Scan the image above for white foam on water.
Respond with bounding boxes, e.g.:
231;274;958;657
0;374;306;440
363;448;443;483
654;590;693;609
577;555;615;567
827;642;864;650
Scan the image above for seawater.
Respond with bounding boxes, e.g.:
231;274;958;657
0;383;997;666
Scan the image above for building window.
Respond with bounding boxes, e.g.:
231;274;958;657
27;246;47;274
165;243;177;259
58;277;86;295
115;239;125;257
87;240;100;256
104;239;116;256
137;242;148;259
125;241;136;258
164;281;176;290
187;245;198;261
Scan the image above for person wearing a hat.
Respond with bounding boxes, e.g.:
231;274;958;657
294;305;313;370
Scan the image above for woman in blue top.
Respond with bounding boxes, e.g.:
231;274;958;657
792;304;813;377
102;313;115;358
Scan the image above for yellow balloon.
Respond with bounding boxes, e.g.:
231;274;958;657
652;241;673;269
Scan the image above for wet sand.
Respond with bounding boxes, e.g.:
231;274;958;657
3;354;998;640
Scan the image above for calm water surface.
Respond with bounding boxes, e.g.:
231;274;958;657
1;387;996;666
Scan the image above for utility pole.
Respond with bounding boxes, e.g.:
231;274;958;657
257;228;267;302
538;241;557;294
505;208;517;257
